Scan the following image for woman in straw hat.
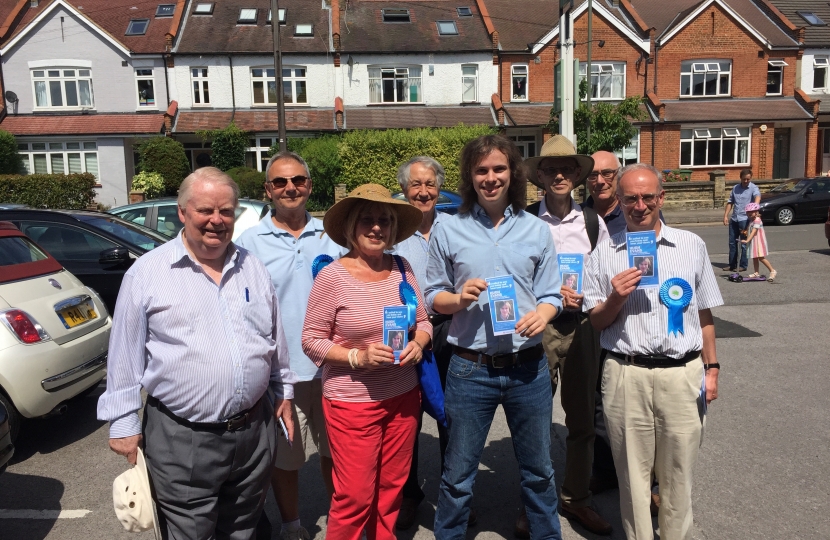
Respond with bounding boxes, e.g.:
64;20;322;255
302;184;433;540
425;134;564;539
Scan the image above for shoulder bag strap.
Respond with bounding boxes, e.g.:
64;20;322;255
582;206;600;251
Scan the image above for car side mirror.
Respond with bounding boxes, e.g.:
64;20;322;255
99;246;130;264
806;188;815;195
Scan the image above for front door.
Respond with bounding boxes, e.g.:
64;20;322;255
822;129;830;174
772;128;791;179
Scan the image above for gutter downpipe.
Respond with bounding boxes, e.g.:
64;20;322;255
229;55;236;124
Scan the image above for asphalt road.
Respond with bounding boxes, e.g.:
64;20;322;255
1;222;827;540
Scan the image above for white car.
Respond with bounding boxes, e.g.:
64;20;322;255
0;221;110;442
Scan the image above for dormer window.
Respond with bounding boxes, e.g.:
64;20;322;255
382;9;410;23
126;19;149;36
155;4;175;17
437;21;458;35
295;24;313;36
680;60;731;97
267;9;286;24
193;3;214;15
766;59;787;96
238;8;257;24
814;57;829;90
457;7;472;17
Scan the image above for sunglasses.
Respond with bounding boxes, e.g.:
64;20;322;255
269;175;309;188
538;166;577;177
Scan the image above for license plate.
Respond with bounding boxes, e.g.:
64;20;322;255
57;301;98;329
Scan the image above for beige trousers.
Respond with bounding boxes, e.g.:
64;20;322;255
601;355;705;540
542;311;601;507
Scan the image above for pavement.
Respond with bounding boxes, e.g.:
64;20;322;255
662;207;725;225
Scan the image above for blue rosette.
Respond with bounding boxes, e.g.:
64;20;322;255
311;254;334;280
659;278;693;336
399;281;418;329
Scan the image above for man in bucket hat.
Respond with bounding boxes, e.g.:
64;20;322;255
517;135;612;536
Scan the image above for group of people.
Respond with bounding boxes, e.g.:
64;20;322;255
98;132;723;540
723;169;777;281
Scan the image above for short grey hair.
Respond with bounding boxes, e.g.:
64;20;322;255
397;156;446;191
265;150;311;182
617;163;663;194
177;166;240;208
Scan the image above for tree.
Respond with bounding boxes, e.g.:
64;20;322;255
226;166;266;200
0;130;23;174
548;80;647;155
198;123;248;171
137;136;191;196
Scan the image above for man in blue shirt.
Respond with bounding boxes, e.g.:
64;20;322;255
723;168;761;271
237;152;346;540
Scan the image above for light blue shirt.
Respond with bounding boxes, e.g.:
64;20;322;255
728;182;761;222
97;233;297;438
392;211;448;314
425;204;563;355
237;213;348;381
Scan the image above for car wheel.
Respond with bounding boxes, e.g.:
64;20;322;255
0;392;21;444
774;206;794;226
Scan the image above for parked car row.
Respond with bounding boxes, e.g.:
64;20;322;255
759;177;830;225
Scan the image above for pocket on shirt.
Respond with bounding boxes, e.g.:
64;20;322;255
508;242;540;263
243;299;274;337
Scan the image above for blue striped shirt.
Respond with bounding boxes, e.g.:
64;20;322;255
392;211;448;314
236;213;348;381
97;234;296;438
582;224;723;358
425;204;562;355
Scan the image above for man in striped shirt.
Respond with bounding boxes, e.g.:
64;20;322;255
583;163;723;540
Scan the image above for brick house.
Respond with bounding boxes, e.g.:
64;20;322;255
0;0;183;206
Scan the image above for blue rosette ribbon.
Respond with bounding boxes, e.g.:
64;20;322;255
311;254;334;280
659;278;693;336
399;282;418;329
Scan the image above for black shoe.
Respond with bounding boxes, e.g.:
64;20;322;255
396;498;419;530
468;508;477;527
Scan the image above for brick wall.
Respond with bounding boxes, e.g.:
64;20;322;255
500;50;556;103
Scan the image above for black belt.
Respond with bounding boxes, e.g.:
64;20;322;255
453;344;544;369
147;395;261;432
429;314;452;326
603;349;701;368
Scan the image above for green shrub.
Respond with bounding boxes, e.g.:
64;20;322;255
137;136;191;195
339;124;496;193
0;130;22;174
286;135;342;211
226;166;266;200
0;173;96;209
130;171;166;199
199;123;248;171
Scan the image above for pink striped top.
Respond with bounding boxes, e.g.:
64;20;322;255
302;257;432;402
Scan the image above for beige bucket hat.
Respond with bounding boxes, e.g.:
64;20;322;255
323;184;424;248
112;448;161;539
523;135;595;188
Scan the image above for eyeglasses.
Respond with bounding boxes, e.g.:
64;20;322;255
538;166;576;177
587;169;617;180
618;192;663;207
269;175;309;188
358;216;392;228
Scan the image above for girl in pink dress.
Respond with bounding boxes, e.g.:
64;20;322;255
741;202;777;282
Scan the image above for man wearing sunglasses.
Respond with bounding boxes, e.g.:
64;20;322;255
519;135;612;537
583;163;722;540
237;151;347;540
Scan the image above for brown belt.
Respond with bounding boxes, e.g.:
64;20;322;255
453;344;544;369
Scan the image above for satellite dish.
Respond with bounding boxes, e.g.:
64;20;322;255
4;91;18;103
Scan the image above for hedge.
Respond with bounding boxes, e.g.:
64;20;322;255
0;130;22;175
137;136;191;196
226;166;266;200
286;135;341;211
0;173;97;209
199;123;247;172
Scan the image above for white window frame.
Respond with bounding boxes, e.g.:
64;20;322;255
191;67;210;106
250;66;307;106
680;60;732;97
579;62;625;101
614;129;640;166
18;140;99;179
813;57;829;91
135;69;156;107
680;126;751;168
437;21;458;35
245;136;276;171
461;64;478;103
368;66;423;104
282;67;307;104
766;60;787;96
511;64;528;101
237;8;257;24
31;68;94;110
193;3;214;15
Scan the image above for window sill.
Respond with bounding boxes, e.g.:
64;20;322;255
460;101;481;105
33;107;97;113
367;102;425;106
250;103;311;107
678;95;732;99
765;92;783;97
510;98;529;103
679;164;751;169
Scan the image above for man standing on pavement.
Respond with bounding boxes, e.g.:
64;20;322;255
392;156;463;531
583;163;723;540
585;151;626;237
520;135;612;537
98;167;297;540
723;168;761;271
237;151;346;540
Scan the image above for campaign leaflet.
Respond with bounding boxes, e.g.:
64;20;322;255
557;253;584;295
626;230;659;288
486;275;519;336
383;306;409;364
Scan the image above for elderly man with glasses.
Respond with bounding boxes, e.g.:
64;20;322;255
583;163;722;540
237;151;347;540
585;151;626;237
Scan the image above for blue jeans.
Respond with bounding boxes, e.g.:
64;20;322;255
434;354;562;540
728;219;748;270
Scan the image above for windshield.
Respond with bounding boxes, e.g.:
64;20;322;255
76;215;168;251
771;179;811;193
0;236;49;266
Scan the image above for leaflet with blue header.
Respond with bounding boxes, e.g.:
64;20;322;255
626;230;659;288
486;275;518;336
557;253;584;294
383;306;409;364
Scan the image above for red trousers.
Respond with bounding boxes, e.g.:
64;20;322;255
323;387;420;540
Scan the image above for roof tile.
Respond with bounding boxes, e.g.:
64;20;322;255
0;113;166;135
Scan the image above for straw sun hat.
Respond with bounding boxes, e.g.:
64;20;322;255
523;135;595;189
323;184;424;248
